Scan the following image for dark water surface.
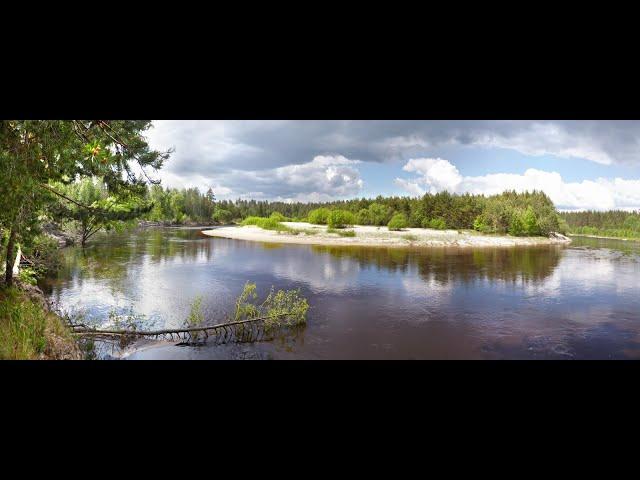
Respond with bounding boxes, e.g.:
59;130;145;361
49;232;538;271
41;229;640;359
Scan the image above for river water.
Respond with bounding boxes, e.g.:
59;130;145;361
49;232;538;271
41;228;640;359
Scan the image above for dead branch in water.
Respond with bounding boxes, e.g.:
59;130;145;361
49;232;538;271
69;282;309;347
70;312;296;344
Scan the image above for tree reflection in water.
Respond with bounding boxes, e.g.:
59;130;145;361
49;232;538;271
310;244;563;287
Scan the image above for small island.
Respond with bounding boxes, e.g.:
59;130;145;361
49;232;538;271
202;222;571;248
202;191;573;248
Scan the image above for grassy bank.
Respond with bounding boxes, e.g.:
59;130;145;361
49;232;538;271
0;287;80;360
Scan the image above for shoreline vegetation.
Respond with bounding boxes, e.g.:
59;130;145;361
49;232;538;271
0;284;82;359
560;210;640;241
202;192;573;248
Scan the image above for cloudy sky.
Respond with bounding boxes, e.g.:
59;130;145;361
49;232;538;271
145;120;640;211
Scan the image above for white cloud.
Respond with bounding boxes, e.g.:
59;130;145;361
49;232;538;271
402;158;463;191
393;178;425;196
164;155;364;202
472;122;615;165
259;155;364;201
395;157;640;211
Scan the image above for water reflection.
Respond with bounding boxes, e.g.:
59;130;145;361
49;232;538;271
311;244;563;285
42;229;640;359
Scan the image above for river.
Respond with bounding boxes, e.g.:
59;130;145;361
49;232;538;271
40;228;640;359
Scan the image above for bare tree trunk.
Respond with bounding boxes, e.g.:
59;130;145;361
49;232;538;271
4;225;17;287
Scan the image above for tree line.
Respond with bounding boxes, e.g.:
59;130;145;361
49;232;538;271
559;210;640;239
135;186;566;237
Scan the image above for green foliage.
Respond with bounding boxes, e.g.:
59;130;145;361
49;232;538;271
107;306;147;332
423;218;447;230
402;234;418;241
186;296;204;328
185;295;205;342
269;211;289;222
308;208;331;225
0;120;171;284
356;208;371;225
241;216;291;232
473;216;490;233
212;208;233;224
367;203;392;226
560;210;640;239
22;234;62;276
522;206;540;236
0;288;47;359
151;189;564;239
508;210;526;236
18;267;38;286
146;184;216;224
327;209;355;228
233;282;309;333
50;177;152;246
388;213;408;230
467;191;558;236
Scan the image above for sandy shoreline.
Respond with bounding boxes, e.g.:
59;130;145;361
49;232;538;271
202;222;572;248
568;233;640;242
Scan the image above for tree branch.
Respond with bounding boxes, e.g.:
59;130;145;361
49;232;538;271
71;312;296;337
40;183;96;211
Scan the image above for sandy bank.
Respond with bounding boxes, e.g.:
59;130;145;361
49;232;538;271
568;233;640;242
202;222;572;248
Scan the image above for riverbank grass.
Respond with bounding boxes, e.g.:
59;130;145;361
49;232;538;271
327;228;356;237
0;287;79;359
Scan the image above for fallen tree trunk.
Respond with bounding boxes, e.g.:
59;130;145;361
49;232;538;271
70;312;294;337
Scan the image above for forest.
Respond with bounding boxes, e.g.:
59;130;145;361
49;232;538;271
559;210;640;239
137;186;566;237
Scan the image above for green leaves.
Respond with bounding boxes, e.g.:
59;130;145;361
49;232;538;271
327;209;355;228
0;120;171;279
388;213;408;231
233;282;309;331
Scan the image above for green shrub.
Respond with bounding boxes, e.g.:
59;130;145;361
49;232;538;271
22;234;62;276
423;218;447;230
327;210;355;228
473;216;489;233
213;208;233;224
241;216;291;232
508;210;526;236
241;216;263;226
18;267;38;286
269;211;288;222
368;203;391;226
522;206;540;236
356;208;371;225
308;208;331;225
556;216;569;235
388;213;408;231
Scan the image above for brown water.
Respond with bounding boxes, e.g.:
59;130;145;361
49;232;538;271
41;229;640;359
